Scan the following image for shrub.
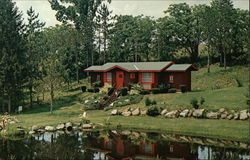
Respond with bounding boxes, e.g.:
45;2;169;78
81;86;87;92
93;88;100;93
145;97;157;106
235;78;243;87
159;82;169;93
87;88;94;92
151;88;161;94
93;81;102;88
147;106;160;116
190;97;199;109
168;88;176;93
120;87;128;96
200;97;205;106
103;96;109;101
139;90;150;95
85;101;101;110
179;84;187;93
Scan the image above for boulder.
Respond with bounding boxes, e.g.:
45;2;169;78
227;114;234;120
31;125;40;131
45;126;55;132
233;113;239;120
82;112;87;118
188;109;194;117
140;110;147;115
29;131;36;135
219;108;225;113
161;109;168;115
84;100;90;104
239;110;248;120
122;111;131;117
180;109;189;117
132;108;140;116
16;128;25;135
65;122;73;131
56;123;65;130
73;122;81;127
109;103;114;107
82;124;92;129
192;109;205;118
206;112;219;119
220;113;228;119
124;99;130;102
165;110;179;118
111;109;118;116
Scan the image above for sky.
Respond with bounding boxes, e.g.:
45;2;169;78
14;0;249;27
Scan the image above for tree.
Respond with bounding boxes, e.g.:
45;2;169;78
0;0;26;113
96;2;114;63
163;3;203;63
25;7;45;108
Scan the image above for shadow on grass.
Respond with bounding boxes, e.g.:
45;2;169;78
23;92;83;115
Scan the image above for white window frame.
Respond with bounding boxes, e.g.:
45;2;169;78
142;73;152;82
107;72;112;82
169;75;174;83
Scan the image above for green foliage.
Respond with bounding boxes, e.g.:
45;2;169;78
87;88;94;93
168;88;177;93
145;97;157;106
235;78;243;87
139;90;150;95
120;87;128;96
190;98;199;109
147;106;160;117
179;84;187;93
107;87;114;96
93;81;102;88
158;82;169;93
81;86;87;92
200;97;205;106
151;88;161;94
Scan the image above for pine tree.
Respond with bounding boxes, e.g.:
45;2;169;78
0;0;26;112
25;7;45;108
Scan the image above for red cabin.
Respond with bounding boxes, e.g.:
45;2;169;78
84;61;197;91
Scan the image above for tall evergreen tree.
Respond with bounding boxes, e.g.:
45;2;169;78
25;7;45;108
0;0;25;112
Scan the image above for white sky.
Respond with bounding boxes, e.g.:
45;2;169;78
14;0;249;27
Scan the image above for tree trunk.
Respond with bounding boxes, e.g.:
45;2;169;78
207;45;211;73
219;45;223;67
224;47;227;69
75;51;79;84
50;82;54;114
7;94;11;113
29;79;33;108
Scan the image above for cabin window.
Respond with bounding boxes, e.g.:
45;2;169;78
142;143;153;153
107;72;112;82
130;73;135;79
142;73;152;82
97;74;101;81
170;145;174;152
169;75;174;83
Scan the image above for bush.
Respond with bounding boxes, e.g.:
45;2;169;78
190;97;199;109
139;90;150;95
145;97;157;106
168;88;176;93
200;97;205;106
81;86;87;92
103;96;109;101
151;88;161;94
93;88;100;93
93;81;102;88
235;78;243;87
179;84;187;93
87;88;94;92
120;87;128;96
159;82;169;93
85;101;101;110
147;106;160;116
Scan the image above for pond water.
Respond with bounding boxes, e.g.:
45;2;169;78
0;130;249;160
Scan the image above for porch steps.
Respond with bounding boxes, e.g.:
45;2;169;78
101;89;120;109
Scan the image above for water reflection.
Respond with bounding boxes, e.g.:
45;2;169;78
0;130;249;160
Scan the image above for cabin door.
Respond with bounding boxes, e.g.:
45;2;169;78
116;71;124;89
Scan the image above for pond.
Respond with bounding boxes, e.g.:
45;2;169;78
0;130;249;160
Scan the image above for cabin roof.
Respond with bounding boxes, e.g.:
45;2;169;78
165;64;198;71
85;61;173;72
